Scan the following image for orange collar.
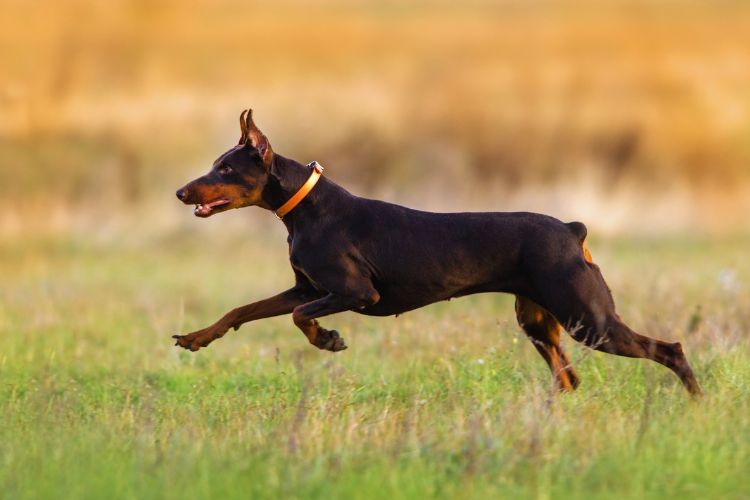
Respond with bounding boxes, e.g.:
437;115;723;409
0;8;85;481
274;161;324;219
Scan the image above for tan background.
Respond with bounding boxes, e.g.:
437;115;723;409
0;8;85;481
2;0;749;235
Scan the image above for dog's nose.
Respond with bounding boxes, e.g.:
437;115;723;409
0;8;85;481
176;188;188;201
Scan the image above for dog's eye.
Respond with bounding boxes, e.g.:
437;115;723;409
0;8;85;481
217;165;233;176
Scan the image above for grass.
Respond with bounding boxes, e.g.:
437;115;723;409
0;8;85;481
1;230;749;499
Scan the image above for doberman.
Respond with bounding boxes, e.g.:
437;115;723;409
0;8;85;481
174;109;702;396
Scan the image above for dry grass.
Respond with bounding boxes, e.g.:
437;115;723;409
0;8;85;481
2;0;750;233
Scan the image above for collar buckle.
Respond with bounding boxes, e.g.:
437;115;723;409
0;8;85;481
308;160;324;174
274;161;325;219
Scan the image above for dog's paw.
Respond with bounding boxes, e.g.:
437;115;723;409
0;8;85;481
172;333;201;351
172;326;225;352
320;329;348;352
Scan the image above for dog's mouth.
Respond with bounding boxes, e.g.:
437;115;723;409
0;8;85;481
194;199;230;217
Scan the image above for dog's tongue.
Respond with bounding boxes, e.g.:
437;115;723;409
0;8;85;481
194;204;212;216
194;199;229;216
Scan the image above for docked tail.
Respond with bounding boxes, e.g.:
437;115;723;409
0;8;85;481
565;221;593;263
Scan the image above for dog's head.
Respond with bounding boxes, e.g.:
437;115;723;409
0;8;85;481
176;109;275;217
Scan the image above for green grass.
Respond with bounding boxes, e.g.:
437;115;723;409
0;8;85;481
1;231;749;499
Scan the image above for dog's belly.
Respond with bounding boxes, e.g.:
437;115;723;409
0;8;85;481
355;280;525;317
355;295;438;317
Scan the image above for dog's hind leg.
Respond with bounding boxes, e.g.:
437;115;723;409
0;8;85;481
535;260;703;396
515;296;580;391
589;317;703;396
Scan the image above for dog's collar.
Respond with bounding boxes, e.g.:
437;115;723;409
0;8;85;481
274;161;324;219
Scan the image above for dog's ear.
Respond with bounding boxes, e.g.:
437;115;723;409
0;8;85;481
240;109;274;168
238;109;249;145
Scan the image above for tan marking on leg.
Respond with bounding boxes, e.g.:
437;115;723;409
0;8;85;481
515;296;580;391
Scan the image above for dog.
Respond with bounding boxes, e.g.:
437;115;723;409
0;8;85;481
174;109;702;396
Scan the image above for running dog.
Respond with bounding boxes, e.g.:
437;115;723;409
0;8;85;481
174;109;702;396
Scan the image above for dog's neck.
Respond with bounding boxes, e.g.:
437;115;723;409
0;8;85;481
261;154;350;232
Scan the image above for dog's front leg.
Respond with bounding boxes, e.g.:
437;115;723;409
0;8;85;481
292;289;380;352
173;286;321;352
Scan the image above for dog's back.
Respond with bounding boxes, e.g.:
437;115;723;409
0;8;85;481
289;189;587;316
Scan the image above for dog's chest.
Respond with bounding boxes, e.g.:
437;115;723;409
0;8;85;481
287;243;326;290
289;258;328;293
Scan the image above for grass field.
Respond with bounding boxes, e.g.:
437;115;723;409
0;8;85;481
2;229;749;499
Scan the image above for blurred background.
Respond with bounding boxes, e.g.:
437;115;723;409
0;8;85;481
1;0;749;237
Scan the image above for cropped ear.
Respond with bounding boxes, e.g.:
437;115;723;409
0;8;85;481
238;109;249;144
243;109;274;168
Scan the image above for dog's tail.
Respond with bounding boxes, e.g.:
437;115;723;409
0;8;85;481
565;221;587;244
565;221;593;264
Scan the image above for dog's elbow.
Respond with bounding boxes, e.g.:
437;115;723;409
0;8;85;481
358;289;380;309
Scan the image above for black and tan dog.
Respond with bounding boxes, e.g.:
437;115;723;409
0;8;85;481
174;109;702;396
